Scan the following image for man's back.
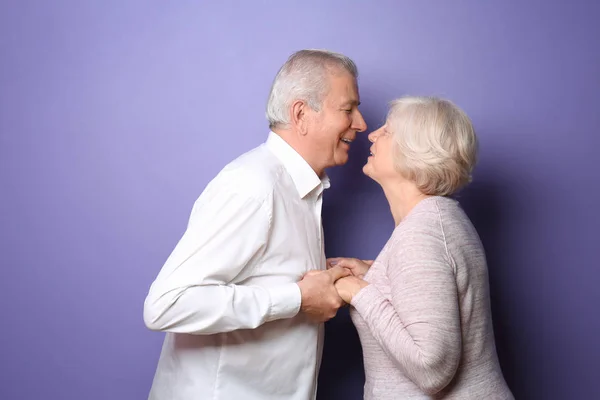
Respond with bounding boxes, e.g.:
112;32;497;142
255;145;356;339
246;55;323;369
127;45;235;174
146;133;329;400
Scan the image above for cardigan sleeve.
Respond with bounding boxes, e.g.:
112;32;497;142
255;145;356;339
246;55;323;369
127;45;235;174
351;225;462;395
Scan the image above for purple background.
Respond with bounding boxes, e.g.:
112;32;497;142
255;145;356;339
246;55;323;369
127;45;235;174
1;1;599;399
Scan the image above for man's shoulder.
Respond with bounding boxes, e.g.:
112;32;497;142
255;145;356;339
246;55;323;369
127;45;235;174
208;144;285;201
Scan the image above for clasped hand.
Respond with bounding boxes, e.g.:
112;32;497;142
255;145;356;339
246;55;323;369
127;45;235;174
297;258;373;322
326;258;372;303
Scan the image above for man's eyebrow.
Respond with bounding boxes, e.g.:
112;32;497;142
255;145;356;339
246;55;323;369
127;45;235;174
342;99;361;107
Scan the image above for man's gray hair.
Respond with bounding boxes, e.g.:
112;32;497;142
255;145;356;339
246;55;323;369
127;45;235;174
266;49;358;129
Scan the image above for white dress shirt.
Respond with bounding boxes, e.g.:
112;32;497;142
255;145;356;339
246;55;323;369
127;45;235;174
144;132;330;400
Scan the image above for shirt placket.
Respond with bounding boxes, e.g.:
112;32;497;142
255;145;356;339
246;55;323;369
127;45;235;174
315;187;325;270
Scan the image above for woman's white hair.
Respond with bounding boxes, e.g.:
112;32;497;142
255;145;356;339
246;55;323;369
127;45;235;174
266;49;358;129
387;96;478;196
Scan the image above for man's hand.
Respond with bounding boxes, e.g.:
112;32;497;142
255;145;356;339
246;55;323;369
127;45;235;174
327;257;373;279
297;266;351;322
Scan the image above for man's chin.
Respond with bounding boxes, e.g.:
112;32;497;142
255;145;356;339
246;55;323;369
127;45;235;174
333;154;349;167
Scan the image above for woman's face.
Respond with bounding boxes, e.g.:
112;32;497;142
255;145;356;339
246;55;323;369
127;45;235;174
363;122;401;184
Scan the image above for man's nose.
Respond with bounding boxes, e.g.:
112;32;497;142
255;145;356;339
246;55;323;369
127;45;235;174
354;111;367;132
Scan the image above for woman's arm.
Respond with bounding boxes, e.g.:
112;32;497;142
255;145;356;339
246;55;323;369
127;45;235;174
351;233;462;395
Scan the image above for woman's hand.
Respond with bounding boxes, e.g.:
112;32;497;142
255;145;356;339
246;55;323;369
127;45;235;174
327;257;374;279
334;276;369;303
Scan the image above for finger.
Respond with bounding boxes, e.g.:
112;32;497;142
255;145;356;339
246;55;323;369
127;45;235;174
326;258;340;267
327;265;352;281
302;270;321;279
333;258;357;270
362;259;374;266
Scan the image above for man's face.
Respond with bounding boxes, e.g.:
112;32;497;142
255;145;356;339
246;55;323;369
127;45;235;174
305;70;367;172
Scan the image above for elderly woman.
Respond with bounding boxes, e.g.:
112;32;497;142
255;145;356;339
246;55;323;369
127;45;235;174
329;96;513;399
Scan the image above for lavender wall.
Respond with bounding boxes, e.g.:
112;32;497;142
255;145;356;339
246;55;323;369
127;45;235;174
1;1;599;399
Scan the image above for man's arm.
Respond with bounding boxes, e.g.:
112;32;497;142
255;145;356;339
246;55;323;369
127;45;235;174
143;189;300;335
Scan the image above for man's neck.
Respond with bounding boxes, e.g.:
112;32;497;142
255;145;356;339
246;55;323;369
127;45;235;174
271;128;324;177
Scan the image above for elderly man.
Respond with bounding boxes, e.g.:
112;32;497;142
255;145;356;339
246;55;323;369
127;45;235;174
143;49;367;400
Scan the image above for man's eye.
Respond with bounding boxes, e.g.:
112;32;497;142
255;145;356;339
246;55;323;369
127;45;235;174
343;109;352;113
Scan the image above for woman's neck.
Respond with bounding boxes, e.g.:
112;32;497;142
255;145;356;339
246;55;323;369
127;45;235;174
381;180;432;226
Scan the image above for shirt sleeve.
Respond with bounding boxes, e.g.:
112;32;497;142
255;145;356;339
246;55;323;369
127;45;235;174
143;184;301;335
351;229;462;395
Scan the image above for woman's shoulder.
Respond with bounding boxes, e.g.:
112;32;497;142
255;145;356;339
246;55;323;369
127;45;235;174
394;197;454;237
400;196;471;231
389;196;473;257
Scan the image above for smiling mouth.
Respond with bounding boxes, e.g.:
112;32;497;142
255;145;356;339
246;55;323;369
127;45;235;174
341;138;352;144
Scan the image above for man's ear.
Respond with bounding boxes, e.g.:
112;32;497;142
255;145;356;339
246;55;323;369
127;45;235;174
290;100;309;136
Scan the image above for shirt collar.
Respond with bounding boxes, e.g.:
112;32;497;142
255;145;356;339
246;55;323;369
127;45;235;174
266;131;330;199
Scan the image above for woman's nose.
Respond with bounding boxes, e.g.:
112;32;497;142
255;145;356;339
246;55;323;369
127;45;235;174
368;130;378;143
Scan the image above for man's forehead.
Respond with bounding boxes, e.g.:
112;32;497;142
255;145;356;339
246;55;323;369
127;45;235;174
338;86;361;105
340;97;360;106
328;74;360;102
